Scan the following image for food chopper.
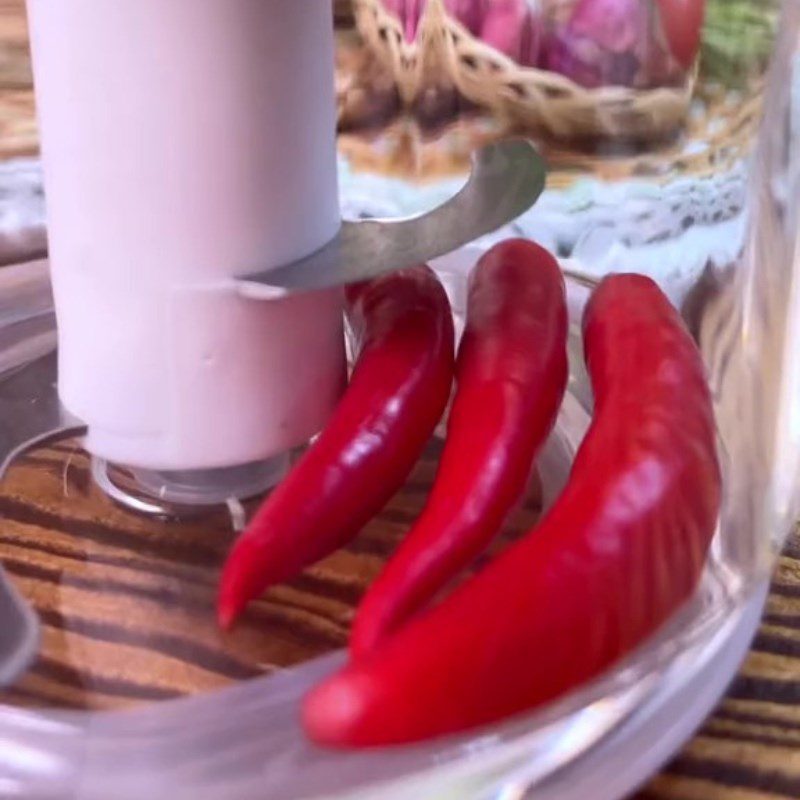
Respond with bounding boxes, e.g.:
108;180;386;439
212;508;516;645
0;0;798;797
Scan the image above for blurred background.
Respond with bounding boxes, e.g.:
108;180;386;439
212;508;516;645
0;0;34;160
3;0;774;301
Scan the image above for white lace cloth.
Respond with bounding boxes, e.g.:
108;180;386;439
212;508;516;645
0;158;46;265
339;156;749;304
0;153;748;306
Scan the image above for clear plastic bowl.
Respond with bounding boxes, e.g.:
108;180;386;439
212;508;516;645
0;0;799;796
0;248;772;800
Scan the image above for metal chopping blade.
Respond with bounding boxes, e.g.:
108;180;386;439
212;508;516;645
236;138;546;298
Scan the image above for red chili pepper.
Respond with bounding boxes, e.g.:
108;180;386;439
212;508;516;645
303;273;720;747
217;266;455;629
350;240;568;658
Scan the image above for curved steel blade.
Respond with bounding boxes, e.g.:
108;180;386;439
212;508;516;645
236;138;546;298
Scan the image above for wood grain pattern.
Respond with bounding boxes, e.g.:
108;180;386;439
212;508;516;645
635;546;800;800
0;438;424;708
0;0;30;87
0;436;541;712
0;435;797;800
0;0;35;159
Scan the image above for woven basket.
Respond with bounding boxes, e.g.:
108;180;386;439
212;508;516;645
355;0;695;141
352;0;448;105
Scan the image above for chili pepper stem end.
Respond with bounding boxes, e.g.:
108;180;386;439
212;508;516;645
217;589;245;630
302;674;367;748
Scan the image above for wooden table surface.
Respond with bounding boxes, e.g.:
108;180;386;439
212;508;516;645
2;2;800;798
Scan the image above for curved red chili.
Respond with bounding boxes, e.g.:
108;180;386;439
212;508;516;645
303;273;721;747
351;240;568;658
218;265;455;629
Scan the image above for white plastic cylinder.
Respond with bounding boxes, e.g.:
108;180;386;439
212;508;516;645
26;0;345;470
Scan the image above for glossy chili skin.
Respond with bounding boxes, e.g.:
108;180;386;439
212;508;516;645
303;274;721;747
350;240;568;658
218;266;455;628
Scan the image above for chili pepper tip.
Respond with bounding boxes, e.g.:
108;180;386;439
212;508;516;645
217;579;247;630
302;672;372;748
217;602;238;631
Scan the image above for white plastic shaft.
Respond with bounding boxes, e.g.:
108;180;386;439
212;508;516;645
26;0;345;470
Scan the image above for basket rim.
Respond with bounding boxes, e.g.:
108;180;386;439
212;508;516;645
355;0;696;101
